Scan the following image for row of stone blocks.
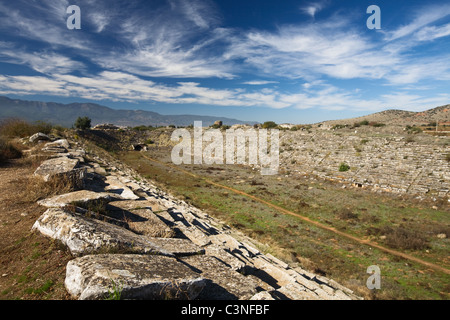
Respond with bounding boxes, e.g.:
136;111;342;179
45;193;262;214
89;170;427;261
30;136;361;300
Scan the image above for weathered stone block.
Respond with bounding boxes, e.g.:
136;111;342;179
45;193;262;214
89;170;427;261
32;208;202;257
37;190;121;208
29;132;50;143
34;157;80;182
65;254;206;300
180;255;259;300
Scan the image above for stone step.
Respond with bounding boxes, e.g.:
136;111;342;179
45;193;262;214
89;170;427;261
32;208;203;257
103;175;140;200
37;190;122;208
180;255;260;300
106;201;176;238
34;156;83;183
65;254;206;300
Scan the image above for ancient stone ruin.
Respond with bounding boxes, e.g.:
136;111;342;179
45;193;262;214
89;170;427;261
29;134;361;300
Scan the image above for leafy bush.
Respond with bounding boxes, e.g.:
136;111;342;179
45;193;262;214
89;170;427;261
339;162;350;172
335;208;359;220
133;125;156;131
332;124;348;130
405;125;422;134
262;121;278;129
359;120;369;126
74;116;91;130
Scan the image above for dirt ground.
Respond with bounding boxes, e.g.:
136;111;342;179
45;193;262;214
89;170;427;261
0;159;73;300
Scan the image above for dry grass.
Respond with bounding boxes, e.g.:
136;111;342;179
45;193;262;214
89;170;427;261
381;226;430;251
0;138;22;163
0;118;52;138
12;174;77;204
0;159;73;300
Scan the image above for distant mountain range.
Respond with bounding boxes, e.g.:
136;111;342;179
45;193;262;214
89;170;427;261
0;96;255;128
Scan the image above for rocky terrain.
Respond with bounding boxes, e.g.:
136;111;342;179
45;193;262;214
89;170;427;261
320;104;450;126
25;133;361;300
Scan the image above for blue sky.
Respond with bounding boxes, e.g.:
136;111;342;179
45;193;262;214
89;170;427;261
0;0;449;124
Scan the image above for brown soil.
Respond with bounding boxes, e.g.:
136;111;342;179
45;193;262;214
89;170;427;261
0;159;73;300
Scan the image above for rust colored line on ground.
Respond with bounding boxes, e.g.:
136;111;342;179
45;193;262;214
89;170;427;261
140;153;450;275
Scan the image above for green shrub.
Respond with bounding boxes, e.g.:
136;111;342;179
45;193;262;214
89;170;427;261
332;124;348;130
133;125;157;131
339;163;350;172
405;125;422;134
74;116;91;130
370;122;386;127
262;121;278;129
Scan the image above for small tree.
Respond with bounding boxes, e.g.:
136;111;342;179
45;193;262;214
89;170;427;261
74;116;91;130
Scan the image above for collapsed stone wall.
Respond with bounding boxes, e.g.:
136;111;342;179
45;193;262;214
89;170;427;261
28;134;361;300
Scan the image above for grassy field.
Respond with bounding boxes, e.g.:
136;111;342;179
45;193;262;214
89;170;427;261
117;147;449;300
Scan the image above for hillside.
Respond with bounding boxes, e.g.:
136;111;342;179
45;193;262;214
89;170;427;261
320;105;450;126
0;96;254;128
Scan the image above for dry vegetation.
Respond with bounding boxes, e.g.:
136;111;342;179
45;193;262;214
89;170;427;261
0;119;74;300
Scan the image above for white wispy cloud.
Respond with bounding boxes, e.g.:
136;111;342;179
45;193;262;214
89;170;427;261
0;0;449;115
0;44;85;74
1;71;448;114
301;1;328;18
384;4;450;41
0;0;234;79
175;0;219;29
225;17;398;81
242;80;279;85
415;23;450;41
0;1;89;50
386;56;450;85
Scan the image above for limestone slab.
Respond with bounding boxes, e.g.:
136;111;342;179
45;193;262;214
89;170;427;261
32;208;202;257
104;175;140;200
180;255;259;300
65;254;206;300
37;190;121;208
34;157;80;182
